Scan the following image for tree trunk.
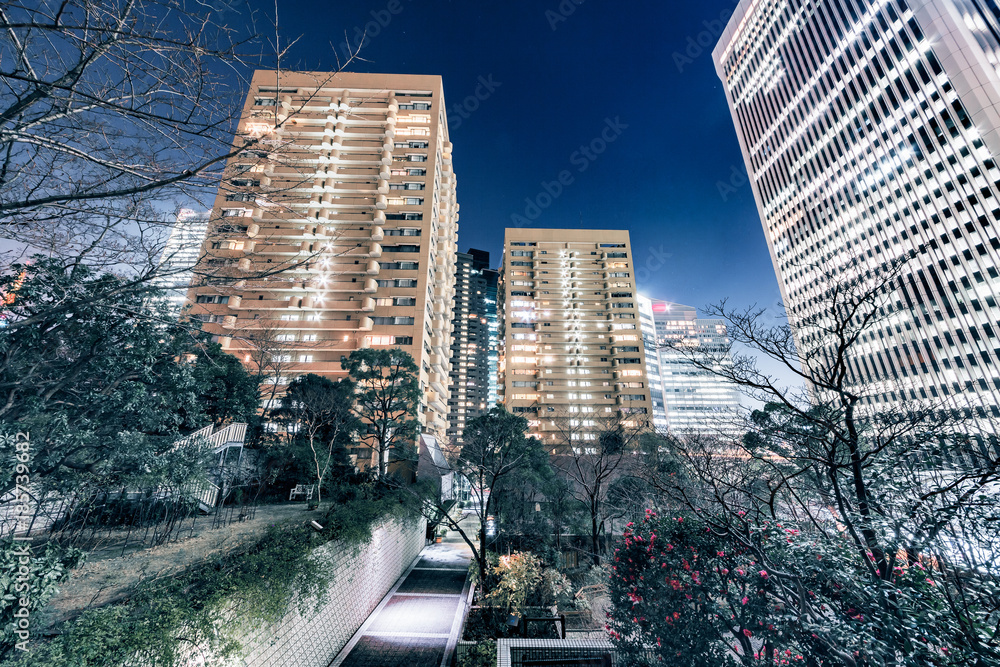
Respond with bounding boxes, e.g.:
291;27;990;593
591;513;601;566
479;515;488;585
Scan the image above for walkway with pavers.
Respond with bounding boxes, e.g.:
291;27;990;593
329;521;475;667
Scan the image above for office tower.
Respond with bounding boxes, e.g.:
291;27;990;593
497;229;653;444
447;249;494;445
152;209;210;319
649;301;743;438
638;295;669;432
714;1;1000;424
189;71;459;445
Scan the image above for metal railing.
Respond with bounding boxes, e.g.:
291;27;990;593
187;479;221;510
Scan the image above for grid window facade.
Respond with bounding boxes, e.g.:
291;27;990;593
188;71;459;444
497;229;654;442
715;0;1000;427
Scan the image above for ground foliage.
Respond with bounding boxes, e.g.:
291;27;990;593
6;483;418;666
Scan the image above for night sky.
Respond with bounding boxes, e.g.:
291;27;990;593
242;0;782;316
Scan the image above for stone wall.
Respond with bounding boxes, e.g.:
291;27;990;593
237;516;426;667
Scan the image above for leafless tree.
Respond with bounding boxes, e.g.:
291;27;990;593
0;0;368;331
232;319;300;409
649;258;1000;663
547;408;649;566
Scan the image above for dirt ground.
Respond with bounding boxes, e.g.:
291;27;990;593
41;502;318;630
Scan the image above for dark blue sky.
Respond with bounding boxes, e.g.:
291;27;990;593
249;0;783;314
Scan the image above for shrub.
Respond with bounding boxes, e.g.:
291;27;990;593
12;482;420;666
0;541;83;662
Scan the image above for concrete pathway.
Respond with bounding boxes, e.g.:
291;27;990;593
329;526;474;667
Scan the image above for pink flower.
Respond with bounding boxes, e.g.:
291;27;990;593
759;570;768;579
743;629;752;638
741;596;749;605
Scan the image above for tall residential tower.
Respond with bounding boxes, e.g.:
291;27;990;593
447;248;495;445
498;229;653;446
715;0;1000;426
188;71;459;444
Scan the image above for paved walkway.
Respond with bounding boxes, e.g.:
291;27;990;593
329;525;474;667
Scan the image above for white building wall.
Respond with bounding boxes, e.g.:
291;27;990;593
714;0;1000;433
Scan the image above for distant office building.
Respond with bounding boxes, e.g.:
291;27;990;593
498;229;653;444
638;295;669;432
188;71;459;447
715;0;1000;426
651;301;742;439
447;249;495;444
152;209;210;318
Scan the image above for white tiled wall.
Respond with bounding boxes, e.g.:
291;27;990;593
232;517;426;667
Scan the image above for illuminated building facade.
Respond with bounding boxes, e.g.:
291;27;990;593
497;228;653;444
715;0;1000;427
638;295;669;432
153;209;210;319
189;71;459;443
650;301;743;438
447;249;494;444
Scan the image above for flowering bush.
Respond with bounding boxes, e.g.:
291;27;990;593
607;512;800;665
607;511;976;665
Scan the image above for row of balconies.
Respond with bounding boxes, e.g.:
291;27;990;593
211;314;376;332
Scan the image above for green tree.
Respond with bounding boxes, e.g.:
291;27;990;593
342;348;421;480
0;257;247;497
191;342;261;428
0;541;83;662
436;407;546;584
272;374;359;504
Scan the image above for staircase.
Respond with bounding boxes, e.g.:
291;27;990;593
174;423;248;514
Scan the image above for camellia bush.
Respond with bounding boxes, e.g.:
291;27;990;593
607;511;973;666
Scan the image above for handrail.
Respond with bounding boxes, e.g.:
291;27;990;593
187;479;220;509
171;423;248;453
171;424;213;451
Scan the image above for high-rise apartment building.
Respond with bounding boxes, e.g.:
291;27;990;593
152;209;210;319
189;71;458;444
638;295;669;432
715;0;1000;425
650;301;743;438
447;249;494;444
497;229;653;445
478;253;501;410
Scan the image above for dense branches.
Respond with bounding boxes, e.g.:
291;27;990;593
622;265;1000;665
